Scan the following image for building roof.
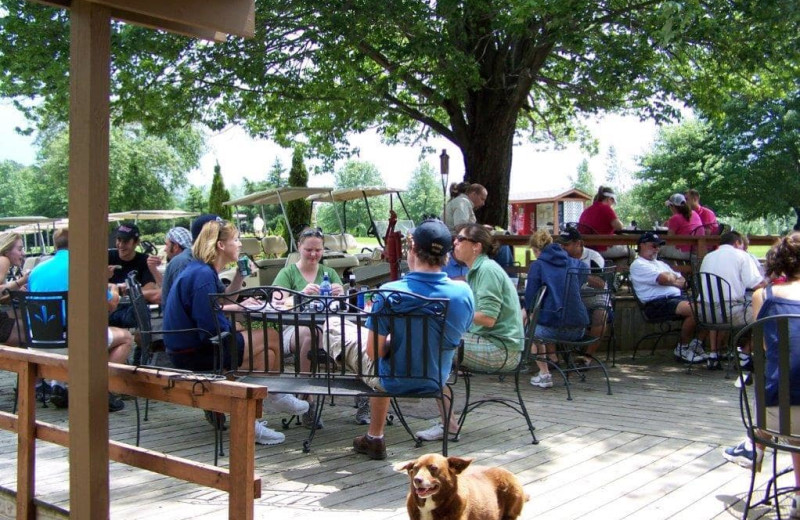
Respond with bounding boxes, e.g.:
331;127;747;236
509;188;591;204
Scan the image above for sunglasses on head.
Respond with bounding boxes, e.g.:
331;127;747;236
299;228;324;239
454;235;477;243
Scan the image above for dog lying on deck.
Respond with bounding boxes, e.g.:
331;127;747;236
396;453;528;520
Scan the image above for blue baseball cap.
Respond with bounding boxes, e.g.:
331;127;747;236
190;214;221;243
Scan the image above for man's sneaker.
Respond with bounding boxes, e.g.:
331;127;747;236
706;353;722;370
723;439;763;471
254;421;285;445
688;339;709;361
50;385;69;408
267;394;310;415
738;349;754;372
301;408;324;429
353;434;387;460
204;410;228;431
674;344;704;364
108;393;125;413
416;423;445;441
355;396;370;425
530;373;553;388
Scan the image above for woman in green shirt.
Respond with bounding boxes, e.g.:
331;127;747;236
453;224;525;371
272;227;343;427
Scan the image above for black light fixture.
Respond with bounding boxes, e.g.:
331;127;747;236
439;149;449;217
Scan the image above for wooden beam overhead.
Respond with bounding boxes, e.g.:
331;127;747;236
29;0;254;40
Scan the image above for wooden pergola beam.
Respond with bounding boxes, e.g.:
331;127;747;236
30;0;254;41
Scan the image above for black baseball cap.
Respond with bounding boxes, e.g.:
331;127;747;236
412;219;452;256
638;231;666;246
556;227;582;244
115;223;140;241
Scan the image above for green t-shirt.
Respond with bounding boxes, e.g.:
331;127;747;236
272;263;342;291
466;254;524;351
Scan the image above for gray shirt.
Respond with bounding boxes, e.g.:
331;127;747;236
161;247;193;308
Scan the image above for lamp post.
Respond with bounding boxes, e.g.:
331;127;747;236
439;149;449;218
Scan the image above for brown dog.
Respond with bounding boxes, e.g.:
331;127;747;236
396;453;528;520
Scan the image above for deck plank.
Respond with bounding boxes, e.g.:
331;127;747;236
0;351;792;519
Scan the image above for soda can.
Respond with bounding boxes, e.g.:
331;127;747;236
357;286;369;309
237;256;251;277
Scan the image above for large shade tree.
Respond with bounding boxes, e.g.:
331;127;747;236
0;1;794;226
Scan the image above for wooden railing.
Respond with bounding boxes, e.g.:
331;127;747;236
0;346;266;520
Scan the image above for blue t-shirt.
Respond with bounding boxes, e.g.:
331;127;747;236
366;271;474;393
29;250;69;292
163;260;229;353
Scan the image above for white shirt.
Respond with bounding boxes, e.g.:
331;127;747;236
444;194;475;231
630;256;682;302
699;244;764;302
580;247;605;270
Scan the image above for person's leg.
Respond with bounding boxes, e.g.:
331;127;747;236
534;341;550;375
585;308;606;356
107;327;133;364
367;396;390;437
241;328;272;372
675;300;697;344
297;326;315;372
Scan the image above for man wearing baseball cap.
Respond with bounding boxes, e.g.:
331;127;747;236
353;219;475;460
629;231;705;364
108;222;159;327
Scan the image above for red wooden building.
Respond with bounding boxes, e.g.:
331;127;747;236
509;188;591;235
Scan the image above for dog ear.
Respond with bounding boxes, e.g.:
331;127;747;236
447;456;474;474
394;460;416;473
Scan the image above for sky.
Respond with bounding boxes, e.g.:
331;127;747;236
0;100;660;201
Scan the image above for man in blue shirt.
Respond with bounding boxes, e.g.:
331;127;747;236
353;219;474;460
28;228;133;411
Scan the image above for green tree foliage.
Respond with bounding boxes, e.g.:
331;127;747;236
403;162;445;224
0;160;31;215
1;1;793;228
570;159;595;197
315;160;387;236
285;147;310;242
182;185;207;214
9;124;201;218
208;162;233;220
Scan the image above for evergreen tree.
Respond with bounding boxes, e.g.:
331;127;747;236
404;162;444;224
183;185;207;214
571;159;595;196
285;147;311;246
208;162;233;220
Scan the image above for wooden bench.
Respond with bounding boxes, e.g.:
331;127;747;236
212;286;457;454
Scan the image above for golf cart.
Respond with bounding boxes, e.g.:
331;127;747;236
221;187;360;287
306;187;413;287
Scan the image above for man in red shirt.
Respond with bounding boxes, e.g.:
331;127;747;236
685;189;718;234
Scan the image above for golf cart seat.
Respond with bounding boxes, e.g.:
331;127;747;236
255;235;289;286
261;236;288;257
323;233;358;253
240;237;262;257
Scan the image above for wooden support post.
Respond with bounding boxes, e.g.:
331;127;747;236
228;391;260;520
68;2;111;518
16;363;35;520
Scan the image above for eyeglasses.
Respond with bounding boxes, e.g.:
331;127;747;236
454;235;477;244
299;228;324;239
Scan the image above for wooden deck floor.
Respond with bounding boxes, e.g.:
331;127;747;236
0;352;794;519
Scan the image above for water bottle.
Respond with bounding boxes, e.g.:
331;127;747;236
319;272;332;297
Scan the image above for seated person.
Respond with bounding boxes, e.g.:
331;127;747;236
28;228;132;411
629;232;705;364
163;219;309;446
107;223;159;328
453;224;524;372
524;234;589;388
352;219;474;459
553;227;611;360
578;186;629;263
722;233;800;515
660;193;704;261
272;226;344;428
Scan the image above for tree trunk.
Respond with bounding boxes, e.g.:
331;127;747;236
794;207;800;231
457;110;516;228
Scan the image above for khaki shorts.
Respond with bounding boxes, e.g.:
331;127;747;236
461;332;521;372
765;406;800;439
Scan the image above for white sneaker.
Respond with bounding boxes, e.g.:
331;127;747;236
675;344;704;364
267;393;310;415
254;420;285;445
416;423;444;441
688;339;709;360
530;373;553;388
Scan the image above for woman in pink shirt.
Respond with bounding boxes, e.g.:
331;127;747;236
661;193;704;259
